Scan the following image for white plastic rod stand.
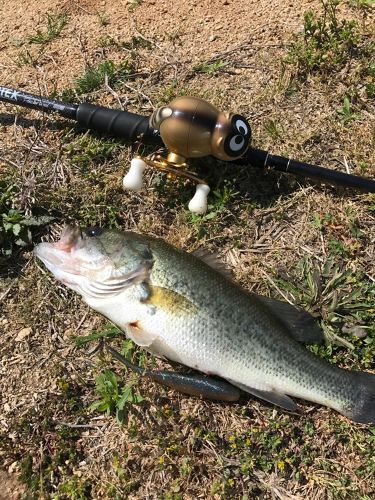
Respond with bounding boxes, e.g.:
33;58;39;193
188;184;210;214
123;158;147;191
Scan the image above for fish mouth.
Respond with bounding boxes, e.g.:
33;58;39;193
33;225;109;285
34;225;152;297
53;225;83;252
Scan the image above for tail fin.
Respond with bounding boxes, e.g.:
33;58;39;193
343;372;375;425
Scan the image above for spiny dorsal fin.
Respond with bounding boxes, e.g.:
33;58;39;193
253;294;324;344
227;379;297;411
192;248;233;280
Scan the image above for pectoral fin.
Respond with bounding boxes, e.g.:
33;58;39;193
253;294;324;344
126;321;157;347
228;379;297;411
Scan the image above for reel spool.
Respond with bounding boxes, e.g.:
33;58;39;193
123;96;251;214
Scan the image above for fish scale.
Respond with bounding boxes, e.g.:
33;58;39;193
34;227;375;424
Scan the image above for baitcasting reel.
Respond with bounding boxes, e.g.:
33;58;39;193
123;97;251;214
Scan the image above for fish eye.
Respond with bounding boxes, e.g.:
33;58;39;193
85;227;103;238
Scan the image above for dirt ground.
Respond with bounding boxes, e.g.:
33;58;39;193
1;0;375;498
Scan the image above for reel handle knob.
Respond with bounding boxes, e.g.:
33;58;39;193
123;157;147;191
188;184;210;214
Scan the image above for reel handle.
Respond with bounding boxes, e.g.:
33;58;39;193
123;158;147;191
188;184;210;214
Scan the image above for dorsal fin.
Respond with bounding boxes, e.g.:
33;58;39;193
192;248;233;280
253;294;324;344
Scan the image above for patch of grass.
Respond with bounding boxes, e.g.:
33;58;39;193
28;11;69;45
364;61;375;98
74;325;122;348
97;11;110;27
0;182;54;255
192;181;238;222
156;82;190;105
54;477;93;499
348;0;375;11
337;95;361;123
274;256;375;364
98;34;152;51
193;59;227;75
74;59;134;95
284;0;369;79
264;119;283;140
17;47;45;67
121;35;152;50
128;0;143;12
63;134;119;171
13;405;87;497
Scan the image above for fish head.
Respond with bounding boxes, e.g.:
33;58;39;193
34;226;153;299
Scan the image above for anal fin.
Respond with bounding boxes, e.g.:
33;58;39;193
228;379;297;412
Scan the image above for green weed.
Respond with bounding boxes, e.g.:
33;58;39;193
74;59;134;95
365;62;375;98
264;119;283;140
121;35;152;50
187;181;238;224
128;0;143;12
274;257;375;363
91;370;143;423
0;182;54;255
348;0;375;11
337;96;361;123
63;134;119;171
193;59;227;75
98;34;152;51
28;11;69;45
16;411;85;497
53;477;92;499
285;0;362;78
74;325;122;348
157;82;190;105
97;11;110;27
17;47;44;67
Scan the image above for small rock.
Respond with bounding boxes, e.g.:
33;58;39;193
342;324;368;339
8;461;18;473
15;327;32;342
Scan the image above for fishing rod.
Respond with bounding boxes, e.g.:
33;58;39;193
1;85;374;213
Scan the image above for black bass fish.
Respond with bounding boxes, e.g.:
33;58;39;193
34;226;375;424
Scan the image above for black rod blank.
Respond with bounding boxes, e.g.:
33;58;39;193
0;86;78;119
1;85;374;193
248;148;375;193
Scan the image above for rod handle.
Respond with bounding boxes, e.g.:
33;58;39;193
76;102;162;144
